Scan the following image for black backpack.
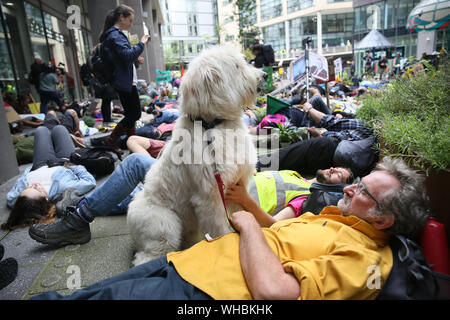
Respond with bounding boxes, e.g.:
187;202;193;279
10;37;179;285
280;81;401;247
89;43;114;85
333;136;378;178
70;147;121;176
262;44;275;65
376;235;450;300
28;62;44;86
301;182;347;215
80;63;93;86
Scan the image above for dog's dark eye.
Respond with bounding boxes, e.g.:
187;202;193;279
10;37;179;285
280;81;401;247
236;63;239;69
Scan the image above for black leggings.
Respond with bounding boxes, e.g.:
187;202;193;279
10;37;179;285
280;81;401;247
258;137;339;175
116;85;141;129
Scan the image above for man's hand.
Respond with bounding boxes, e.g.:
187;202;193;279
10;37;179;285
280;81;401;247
307;126;322;137
225;180;254;211
301;102;313;113
137;56;144;64
229;210;259;233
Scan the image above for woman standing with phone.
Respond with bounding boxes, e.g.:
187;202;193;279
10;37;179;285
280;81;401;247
100;4;151;152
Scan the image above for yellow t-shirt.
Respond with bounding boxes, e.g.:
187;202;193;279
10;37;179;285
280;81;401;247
167;206;393;300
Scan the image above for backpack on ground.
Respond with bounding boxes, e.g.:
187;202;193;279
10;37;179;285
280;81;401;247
89;43;114;85
70;146;121;176
301;182;347;215
333;136;378;178
377;234;446;300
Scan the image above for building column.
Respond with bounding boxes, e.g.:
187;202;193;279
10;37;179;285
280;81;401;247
317;11;322;55
283;0;289;55
417;30;436;57
0;95;19;184
285;20;290;56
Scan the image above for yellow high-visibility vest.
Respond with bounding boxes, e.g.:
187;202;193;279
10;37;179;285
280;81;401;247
248;170;311;215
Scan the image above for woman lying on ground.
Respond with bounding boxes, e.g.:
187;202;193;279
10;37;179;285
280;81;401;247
2;125;96;230
126;135;167;159
43;108;86;147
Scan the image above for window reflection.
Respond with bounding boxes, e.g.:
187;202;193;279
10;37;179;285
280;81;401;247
263;22;285;54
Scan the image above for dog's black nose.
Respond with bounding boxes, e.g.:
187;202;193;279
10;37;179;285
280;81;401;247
262;72;268;80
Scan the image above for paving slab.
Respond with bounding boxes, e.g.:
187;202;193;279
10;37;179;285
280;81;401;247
90;215;131;238
0;264;46;300
0;228;56;266
0;131;133;300
0;129;271;300
23;234;134;299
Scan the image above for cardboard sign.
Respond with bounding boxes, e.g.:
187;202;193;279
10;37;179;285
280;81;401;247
290;55;306;83
5;106;21;123
309;53;329;81
290;53;329;83
334;57;343;74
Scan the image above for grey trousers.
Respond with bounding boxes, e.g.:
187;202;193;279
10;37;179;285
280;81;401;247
31;125;75;171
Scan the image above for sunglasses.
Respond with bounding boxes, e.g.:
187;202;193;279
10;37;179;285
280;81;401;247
353;177;381;209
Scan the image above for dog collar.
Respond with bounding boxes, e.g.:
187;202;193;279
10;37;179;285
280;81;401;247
188;115;224;131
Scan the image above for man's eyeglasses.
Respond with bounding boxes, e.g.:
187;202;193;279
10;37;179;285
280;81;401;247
353;177;381;209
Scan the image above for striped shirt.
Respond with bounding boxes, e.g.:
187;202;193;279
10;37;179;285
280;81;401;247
320;114;373;142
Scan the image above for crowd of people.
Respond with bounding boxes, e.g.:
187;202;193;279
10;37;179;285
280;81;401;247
2;67;435;300
0;4;439;300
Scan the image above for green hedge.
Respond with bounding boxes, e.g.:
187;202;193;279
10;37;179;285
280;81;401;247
356;59;450;174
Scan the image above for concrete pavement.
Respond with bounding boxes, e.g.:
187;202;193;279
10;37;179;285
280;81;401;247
0;127;137;300
0;125;279;300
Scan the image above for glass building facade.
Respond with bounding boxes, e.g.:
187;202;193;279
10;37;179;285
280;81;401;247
260;0;283;22
253;0;355;60
289;16;317;50
262;22;286;54
352;0;437;75
161;0;218;66
287;0;315;14
0;0;92;107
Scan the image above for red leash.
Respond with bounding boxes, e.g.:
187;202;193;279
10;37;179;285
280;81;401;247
214;172;236;232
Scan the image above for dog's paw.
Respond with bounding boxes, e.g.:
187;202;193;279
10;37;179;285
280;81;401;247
132;251;158;267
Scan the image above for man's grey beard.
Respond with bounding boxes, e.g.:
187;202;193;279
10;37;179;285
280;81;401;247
337;194;351;215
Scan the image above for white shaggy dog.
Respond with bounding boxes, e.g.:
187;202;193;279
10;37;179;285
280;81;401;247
127;46;266;266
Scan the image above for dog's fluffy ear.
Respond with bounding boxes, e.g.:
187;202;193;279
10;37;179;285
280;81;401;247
179;46;261;122
180;57;230;122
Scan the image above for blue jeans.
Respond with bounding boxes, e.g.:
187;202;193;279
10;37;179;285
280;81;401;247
136;124;160;138
80;153;156;219
31;256;212;300
153;110;179;127
40;90;63;114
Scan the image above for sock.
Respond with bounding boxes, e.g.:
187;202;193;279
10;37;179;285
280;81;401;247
76;199;95;223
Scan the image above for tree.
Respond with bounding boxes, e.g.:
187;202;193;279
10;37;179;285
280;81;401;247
164;45;180;70
234;0;260;49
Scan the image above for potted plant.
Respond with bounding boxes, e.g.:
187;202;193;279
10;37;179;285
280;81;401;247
276;123;308;148
356;58;450;240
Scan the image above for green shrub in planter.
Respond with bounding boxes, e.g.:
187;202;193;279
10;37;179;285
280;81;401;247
356;59;450;174
253;105;267;123
257;96;267;106
276;123;308;144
